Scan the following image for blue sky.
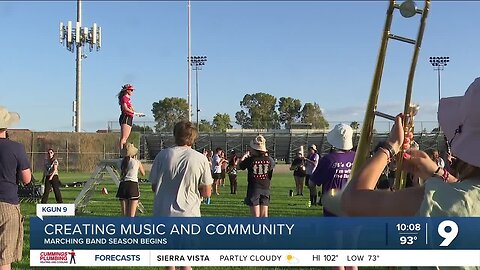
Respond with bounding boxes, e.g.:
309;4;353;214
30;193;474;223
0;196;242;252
1;1;479;132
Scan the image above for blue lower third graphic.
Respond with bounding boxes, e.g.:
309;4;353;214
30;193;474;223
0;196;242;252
29;217;480;250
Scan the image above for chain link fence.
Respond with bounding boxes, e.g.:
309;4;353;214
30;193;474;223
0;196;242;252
8;130;140;173
9;122;445;174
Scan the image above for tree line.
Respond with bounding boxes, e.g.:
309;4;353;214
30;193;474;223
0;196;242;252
147;92;329;132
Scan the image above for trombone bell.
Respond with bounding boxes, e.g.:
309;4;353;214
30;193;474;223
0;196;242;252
399;0;417;18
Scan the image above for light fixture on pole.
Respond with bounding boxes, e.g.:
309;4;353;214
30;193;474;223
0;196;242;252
59;0;102;132
429;56;449;105
188;56;207;130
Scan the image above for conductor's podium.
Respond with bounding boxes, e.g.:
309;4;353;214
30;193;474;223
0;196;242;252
74;159;145;214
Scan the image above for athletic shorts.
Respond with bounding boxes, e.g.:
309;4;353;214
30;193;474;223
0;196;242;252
119;114;133;126
212;173;222;181
116;181;140;200
0;202;23;265
244;189;270;206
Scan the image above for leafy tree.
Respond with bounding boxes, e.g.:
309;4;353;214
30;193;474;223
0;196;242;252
212;113;232;132
300;102;329;129
198;119;213;133
235;110;251;129
151;97;188;132
132;124;153;133
278;97;302;129
235;93;279;129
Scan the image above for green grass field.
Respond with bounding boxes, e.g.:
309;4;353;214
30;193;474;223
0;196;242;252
16;171;329;270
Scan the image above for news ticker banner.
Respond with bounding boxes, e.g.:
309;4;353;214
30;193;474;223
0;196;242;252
30;250;480;267
30;215;480;266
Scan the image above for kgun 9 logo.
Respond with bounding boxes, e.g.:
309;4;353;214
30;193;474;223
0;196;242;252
437;220;458;247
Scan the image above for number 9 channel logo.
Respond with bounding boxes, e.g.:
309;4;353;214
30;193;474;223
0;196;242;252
438;220;459;247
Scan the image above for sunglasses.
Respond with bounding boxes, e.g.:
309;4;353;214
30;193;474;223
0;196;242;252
48;151;54;154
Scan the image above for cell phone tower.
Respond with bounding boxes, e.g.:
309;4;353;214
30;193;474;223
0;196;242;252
59;0;102;132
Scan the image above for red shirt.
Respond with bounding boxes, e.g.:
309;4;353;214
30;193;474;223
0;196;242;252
120;95;134;117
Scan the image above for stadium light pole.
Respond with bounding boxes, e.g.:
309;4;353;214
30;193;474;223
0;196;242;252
429;56;449;132
59;0;102;132
189;56;207;131
429;56;449;107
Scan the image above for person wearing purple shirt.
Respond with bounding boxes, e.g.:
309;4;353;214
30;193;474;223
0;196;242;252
311;123;355;217
311;123;357;270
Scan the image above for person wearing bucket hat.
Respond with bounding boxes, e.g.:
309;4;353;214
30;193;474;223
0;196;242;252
117;84;144;153
311;123;356;216
116;143;145;217
238;135;275;217
0;106;32;269
343;77;480;217
304;144;320;206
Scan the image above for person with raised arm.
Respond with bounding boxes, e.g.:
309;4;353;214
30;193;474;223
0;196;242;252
117;84;144;152
342;77;480;217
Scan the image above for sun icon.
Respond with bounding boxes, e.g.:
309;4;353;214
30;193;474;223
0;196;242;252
286;254;299;264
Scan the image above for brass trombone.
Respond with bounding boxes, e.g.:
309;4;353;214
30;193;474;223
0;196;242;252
322;0;430;215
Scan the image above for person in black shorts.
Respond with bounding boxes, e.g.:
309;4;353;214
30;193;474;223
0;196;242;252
116;143;145;217
117;84;144;152
290;151;306;195
238;135;274;217
211;148;225;195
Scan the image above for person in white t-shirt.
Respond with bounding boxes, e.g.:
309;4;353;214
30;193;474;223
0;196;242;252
211;148;226;195
116;143;145;217
149;121;214;270
150;121;213;218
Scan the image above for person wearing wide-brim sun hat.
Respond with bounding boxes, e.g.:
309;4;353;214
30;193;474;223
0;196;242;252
310;123;356;216
0;106;32;269
238;134;275;217
343;77;480;218
116;142;145;217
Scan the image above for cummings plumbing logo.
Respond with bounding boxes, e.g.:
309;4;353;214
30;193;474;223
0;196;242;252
39;251;69;264
68;250;77;264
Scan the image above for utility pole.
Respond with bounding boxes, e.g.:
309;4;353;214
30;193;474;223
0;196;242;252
60;0;102;132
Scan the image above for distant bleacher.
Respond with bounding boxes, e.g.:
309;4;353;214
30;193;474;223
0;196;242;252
142;129;447;162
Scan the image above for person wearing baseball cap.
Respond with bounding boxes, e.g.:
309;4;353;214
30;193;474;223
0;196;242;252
343;77;480;217
0;106;32;269
117;84;144;153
